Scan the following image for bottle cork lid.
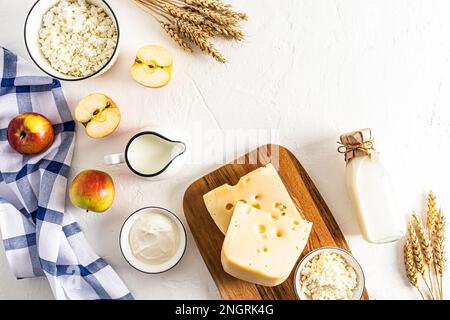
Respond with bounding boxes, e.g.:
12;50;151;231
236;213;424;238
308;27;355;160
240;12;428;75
338;128;375;163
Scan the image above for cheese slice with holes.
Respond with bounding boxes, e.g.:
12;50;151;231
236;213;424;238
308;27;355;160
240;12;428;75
203;163;307;234
221;201;312;287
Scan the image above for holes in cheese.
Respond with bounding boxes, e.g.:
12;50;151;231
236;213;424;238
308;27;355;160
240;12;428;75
251;203;261;210
274;202;286;210
221;202;312;287
256;224;267;233
203;163;310;234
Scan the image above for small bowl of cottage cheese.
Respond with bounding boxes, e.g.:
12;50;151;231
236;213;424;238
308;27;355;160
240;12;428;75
24;0;119;81
294;247;365;300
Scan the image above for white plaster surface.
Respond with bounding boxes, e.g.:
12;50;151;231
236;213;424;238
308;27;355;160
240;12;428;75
1;0;449;300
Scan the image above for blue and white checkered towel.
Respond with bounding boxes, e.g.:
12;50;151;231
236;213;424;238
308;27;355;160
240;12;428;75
0;47;133;300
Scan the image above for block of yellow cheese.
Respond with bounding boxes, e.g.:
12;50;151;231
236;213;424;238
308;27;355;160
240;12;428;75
221;201;312;287
203;164;305;234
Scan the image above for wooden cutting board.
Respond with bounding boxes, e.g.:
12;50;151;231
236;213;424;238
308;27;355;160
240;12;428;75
183;144;368;300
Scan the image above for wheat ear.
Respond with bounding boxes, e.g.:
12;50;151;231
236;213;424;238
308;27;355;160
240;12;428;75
175;19;226;62
404;236;425;299
426;191;441;299
408;220;435;299
203;20;245;40
160;22;193;52
159;1;206;24
185;0;231;11
432;209;446;299
189;6;238;25
412;212;435;298
184;0;248;19
427;191;438;233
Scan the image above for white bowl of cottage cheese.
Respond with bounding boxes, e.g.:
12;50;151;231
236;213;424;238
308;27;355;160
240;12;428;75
24;0;120;81
294;247;365;300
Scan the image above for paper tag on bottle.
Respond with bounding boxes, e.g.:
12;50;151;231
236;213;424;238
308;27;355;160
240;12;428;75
339;128;375;163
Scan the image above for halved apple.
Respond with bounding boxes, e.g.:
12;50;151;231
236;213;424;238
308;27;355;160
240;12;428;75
75;93;120;139
131;45;173;88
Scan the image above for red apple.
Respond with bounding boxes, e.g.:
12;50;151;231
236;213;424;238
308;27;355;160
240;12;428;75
7;112;54;155
69;170;115;213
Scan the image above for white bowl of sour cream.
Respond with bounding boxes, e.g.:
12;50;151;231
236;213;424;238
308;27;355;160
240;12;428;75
119;207;187;274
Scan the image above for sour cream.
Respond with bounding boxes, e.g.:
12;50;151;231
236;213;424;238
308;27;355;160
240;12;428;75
129;212;179;265
120;207;187;273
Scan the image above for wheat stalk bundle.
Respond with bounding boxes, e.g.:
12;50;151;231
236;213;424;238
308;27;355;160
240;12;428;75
132;0;247;62
403;192;446;300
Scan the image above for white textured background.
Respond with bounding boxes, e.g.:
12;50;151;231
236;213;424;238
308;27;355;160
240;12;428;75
1;0;450;300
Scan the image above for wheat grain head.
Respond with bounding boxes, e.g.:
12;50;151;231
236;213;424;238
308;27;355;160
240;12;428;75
413;212;433;268
404;236;419;287
175;19;226;62
160;22;193;52
409;220;426;276
427;191;438;234
433;209;447;276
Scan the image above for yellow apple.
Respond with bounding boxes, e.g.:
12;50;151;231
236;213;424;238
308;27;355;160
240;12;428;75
75;93;120;139
131;45;173;88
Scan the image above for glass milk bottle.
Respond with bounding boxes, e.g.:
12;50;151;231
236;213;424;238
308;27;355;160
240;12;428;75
338;129;405;243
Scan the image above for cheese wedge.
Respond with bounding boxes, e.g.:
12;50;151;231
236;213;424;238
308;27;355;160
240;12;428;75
221;202;312;287
203;163;304;234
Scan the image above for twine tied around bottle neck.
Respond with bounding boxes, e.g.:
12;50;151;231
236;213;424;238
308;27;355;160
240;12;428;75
337;128;375;163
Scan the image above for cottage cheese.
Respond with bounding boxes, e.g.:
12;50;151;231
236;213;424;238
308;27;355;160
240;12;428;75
39;0;117;77
300;252;358;300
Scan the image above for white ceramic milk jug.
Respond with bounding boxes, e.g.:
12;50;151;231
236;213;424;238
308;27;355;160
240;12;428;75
104;131;186;180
